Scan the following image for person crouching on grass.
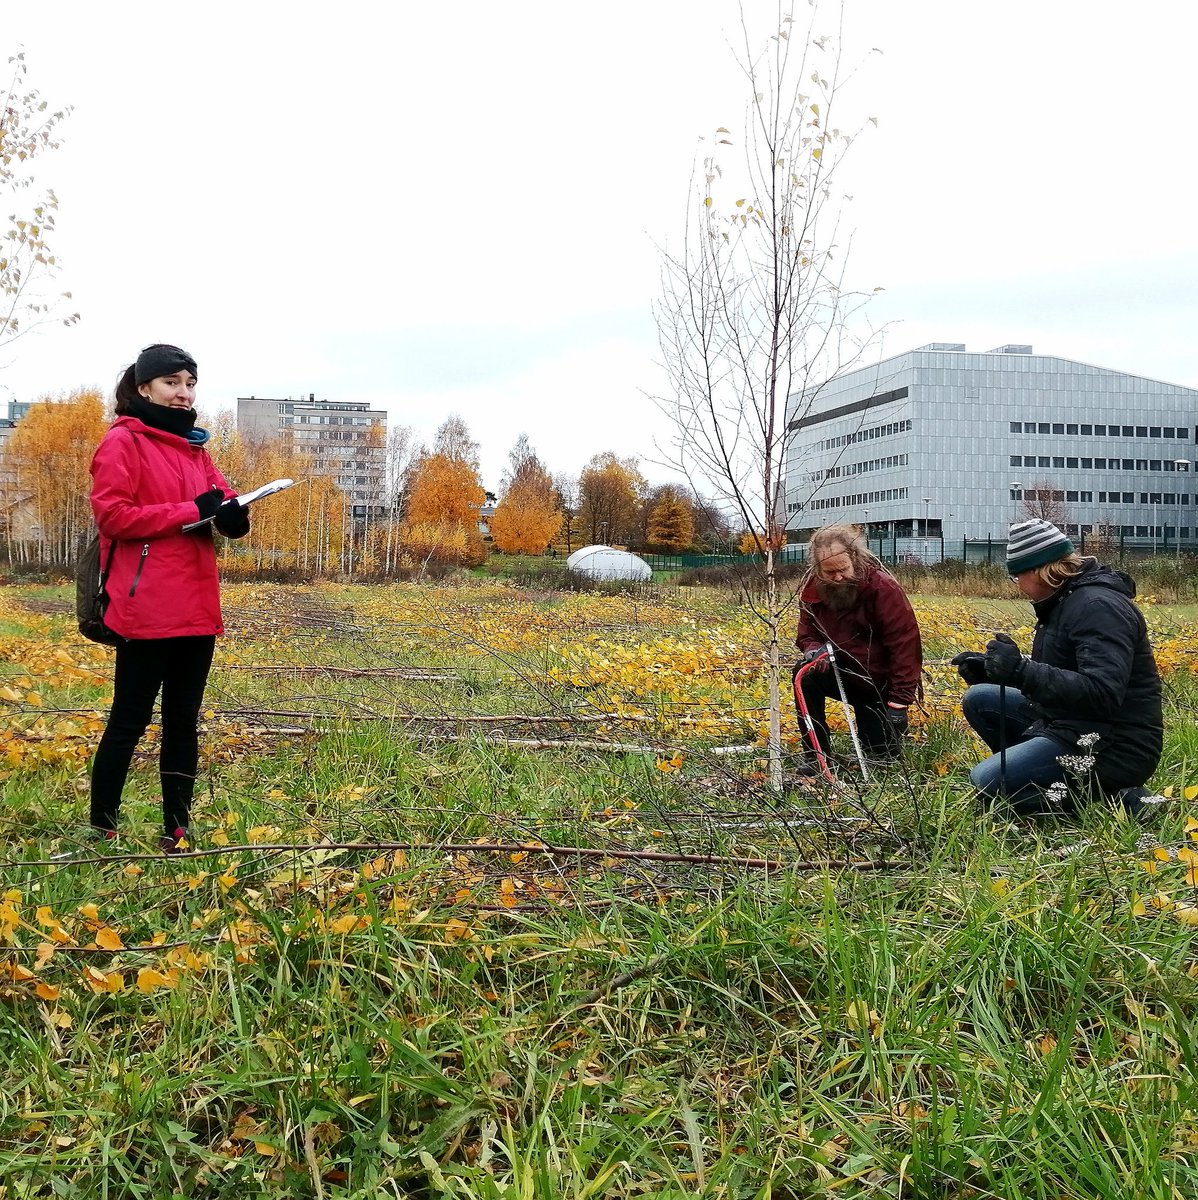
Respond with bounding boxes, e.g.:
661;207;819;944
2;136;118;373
793;523;923;774
84;344;250;853
951;518;1164;819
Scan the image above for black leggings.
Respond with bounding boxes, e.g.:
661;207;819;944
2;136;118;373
90;635;216;833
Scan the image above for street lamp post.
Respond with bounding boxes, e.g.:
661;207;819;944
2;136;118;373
922;497;931;538
1010;481;1022;522
1175;460;1192;560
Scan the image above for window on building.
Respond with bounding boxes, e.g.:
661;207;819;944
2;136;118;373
1094;425;1106;436
1121;459;1133;470
1123;492;1134;503
1053;457;1064;468
1081;491;1093;502
1038;456;1050;467
1151;427;1161;438
1140;493;1149;504
1010;455;1020;467
1066;423;1078;435
1010;421;1021;433
1066;490;1079;502
1136;526;1149;537
1066;457;1078;468
1136;426;1148;437
1150;460;1161;471
1081;457;1093;469
1052;423;1065;435
1136;459;1148;470
1038;423;1050;434
1122;425;1134;437
1081;424;1093;435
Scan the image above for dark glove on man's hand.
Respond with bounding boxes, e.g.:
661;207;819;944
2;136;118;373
884;706;909;736
212;498;250;539
984;632;1026;685
194;487;225;522
949;651;988;686
798;646;829;671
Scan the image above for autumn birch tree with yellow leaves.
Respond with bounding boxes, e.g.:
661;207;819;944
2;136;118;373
1;51;78;356
655;1;879;790
2;389;107;564
491;435;561;555
400;415;487;569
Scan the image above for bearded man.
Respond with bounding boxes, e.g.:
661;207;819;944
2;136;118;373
792;524;923;773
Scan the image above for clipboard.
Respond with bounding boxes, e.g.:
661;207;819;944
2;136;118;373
182;477;300;531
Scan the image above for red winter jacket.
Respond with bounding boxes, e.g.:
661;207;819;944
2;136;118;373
795;567;923;706
89;416;235;640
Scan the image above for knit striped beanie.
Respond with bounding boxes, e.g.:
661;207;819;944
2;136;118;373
1006;519;1074;575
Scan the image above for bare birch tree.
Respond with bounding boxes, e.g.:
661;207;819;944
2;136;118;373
654;2;879;790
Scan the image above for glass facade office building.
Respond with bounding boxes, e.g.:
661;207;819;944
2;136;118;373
783;344;1198;546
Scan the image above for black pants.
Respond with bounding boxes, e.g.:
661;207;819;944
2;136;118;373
793;663;899;762
90;635;216;833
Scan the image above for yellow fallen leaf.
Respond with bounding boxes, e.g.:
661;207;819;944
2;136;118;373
78;903;99;921
1185;787;1198;802
94;927;124;952
35;982;60;1001
122;863;143;877
136;967;178;993
254;1141;277;1157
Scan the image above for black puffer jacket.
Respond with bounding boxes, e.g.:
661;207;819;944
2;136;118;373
1019;559;1162;789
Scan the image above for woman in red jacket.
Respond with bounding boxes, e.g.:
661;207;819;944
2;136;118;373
87;344;249;851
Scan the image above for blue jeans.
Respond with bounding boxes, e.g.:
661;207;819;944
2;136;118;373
961;684;1076;817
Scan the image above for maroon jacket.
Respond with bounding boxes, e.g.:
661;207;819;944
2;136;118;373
89;417;235;640
795;567;923;705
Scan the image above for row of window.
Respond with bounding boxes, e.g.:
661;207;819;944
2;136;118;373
815;418;912;452
1011;421;1191;439
810;453;909;483
1010;455;1193;472
1013;487;1191;506
1064;524;1193;538
807;487;909;512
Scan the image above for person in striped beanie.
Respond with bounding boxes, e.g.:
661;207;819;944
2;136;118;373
949;518;1163;818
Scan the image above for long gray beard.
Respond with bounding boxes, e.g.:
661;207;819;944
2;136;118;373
817;580;860;612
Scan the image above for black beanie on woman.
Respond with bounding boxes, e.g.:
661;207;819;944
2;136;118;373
134;344;197;386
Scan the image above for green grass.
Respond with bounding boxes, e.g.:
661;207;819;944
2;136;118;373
0;581;1196;1198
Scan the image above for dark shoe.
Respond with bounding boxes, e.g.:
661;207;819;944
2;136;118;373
159;826;191;855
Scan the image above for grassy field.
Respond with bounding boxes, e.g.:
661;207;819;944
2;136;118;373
1;578;1197;1198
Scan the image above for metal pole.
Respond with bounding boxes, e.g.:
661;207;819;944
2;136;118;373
998;683;1008;796
827;641;870;783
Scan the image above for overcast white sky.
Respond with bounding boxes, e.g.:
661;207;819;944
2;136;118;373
5;1;1198;490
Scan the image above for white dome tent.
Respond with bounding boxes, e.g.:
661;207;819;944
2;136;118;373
566;545;652;582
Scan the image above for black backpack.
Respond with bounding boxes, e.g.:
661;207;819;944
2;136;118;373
76;532;121;645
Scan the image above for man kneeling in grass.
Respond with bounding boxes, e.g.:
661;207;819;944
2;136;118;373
952;518;1164;819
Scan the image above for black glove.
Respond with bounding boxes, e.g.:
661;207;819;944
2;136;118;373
949;651;988;686
213;498;250;538
884;706;909;736
194;487;225;522
984;632;1026;685
798;646;829;672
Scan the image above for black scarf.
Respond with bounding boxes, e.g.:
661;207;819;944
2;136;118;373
126;394;199;439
